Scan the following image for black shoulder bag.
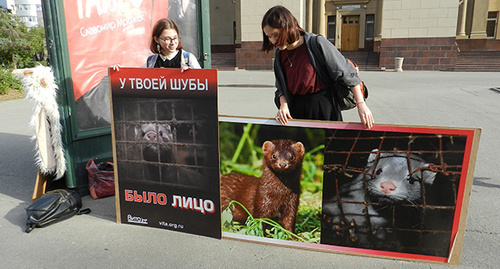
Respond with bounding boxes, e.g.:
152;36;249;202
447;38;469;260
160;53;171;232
25;189;91;233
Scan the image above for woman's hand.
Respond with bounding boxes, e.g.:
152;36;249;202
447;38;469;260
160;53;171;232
275;107;292;125
181;65;189;73
356;102;374;129
275;96;292;125
350;85;374;129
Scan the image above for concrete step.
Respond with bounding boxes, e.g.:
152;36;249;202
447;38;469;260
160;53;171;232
341;51;382;71
211;51;383;71
455;51;500;72
211;53;237;70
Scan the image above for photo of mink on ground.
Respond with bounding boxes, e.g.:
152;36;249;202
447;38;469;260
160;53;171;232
219;122;325;242
221;140;305;232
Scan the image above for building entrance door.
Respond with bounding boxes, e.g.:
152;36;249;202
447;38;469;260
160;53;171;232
341;15;360;51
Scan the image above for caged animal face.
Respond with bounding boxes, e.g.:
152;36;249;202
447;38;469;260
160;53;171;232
364;149;436;204
134;122;173;144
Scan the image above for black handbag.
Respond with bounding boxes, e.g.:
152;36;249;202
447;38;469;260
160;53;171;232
25;189;91;233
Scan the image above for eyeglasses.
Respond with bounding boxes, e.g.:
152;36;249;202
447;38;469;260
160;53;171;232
159;36;179;43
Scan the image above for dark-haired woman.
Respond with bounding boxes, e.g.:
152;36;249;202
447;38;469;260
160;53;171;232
147;18;200;71
262;5;374;129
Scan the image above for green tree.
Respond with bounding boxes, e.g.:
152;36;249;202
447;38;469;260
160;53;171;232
28;25;47;63
0;7;36;68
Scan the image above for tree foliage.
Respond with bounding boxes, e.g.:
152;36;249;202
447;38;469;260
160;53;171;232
0;7;46;69
28;25;47;62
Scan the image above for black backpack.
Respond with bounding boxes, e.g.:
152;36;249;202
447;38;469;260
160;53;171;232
25;189;91;233
309;34;368;110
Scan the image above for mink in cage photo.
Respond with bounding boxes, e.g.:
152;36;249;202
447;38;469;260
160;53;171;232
112;97;219;191
321;129;466;257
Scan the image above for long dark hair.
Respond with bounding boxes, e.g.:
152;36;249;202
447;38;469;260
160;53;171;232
261;5;305;52
149;18;184;54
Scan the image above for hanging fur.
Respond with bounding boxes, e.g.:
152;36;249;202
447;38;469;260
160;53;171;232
14;65;66;179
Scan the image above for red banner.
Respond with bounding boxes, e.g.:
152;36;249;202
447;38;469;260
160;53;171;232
63;0;169;100
109;68;218;99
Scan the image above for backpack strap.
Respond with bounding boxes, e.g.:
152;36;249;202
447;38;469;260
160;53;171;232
182;51;190;66
309;34;331;84
310;34;355;85
78;208;92;215
310;35;368;100
147;54;157;68
309;34;368;110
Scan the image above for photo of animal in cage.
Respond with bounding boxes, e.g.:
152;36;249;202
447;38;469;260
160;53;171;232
112;97;219;191
321;129;466;258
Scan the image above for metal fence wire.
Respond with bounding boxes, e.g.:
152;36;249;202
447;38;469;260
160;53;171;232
112;97;218;191
321;129;466;258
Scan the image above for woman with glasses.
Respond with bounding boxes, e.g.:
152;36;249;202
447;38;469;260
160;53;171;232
147;18;201;71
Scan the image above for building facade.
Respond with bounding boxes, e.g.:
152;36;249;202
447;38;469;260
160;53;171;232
210;0;500;71
456;0;500;50
7;0;43;27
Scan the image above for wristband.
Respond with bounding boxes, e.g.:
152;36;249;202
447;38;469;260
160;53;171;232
355;100;365;107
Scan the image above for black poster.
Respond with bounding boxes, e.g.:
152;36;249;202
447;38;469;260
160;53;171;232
110;68;220;239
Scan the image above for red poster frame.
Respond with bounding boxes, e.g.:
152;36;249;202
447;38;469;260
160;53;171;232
219;116;480;265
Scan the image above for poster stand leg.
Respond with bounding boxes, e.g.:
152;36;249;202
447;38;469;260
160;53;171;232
32;172;49;201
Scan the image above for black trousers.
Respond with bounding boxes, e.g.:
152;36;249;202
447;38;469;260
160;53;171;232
289;89;343;122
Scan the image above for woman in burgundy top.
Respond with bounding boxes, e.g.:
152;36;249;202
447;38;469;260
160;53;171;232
261;5;374;129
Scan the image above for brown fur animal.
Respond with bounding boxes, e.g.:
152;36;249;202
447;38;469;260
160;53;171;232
221;140;305;232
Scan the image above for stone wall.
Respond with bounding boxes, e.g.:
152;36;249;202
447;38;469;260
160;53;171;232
379;37;458;71
236;41;274;70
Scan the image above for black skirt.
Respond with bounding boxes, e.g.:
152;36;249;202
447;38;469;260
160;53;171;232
289;89;343;122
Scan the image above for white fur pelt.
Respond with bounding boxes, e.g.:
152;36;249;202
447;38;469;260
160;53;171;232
14;65;66;179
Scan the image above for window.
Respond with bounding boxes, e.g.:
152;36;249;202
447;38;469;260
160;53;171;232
487;12;498;39
343;15;359;25
327;16;336;42
365;14;374;41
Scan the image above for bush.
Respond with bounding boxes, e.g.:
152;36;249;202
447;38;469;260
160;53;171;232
0;69;22;95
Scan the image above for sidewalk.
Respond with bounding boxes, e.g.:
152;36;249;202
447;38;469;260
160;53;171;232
1;70;499;268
